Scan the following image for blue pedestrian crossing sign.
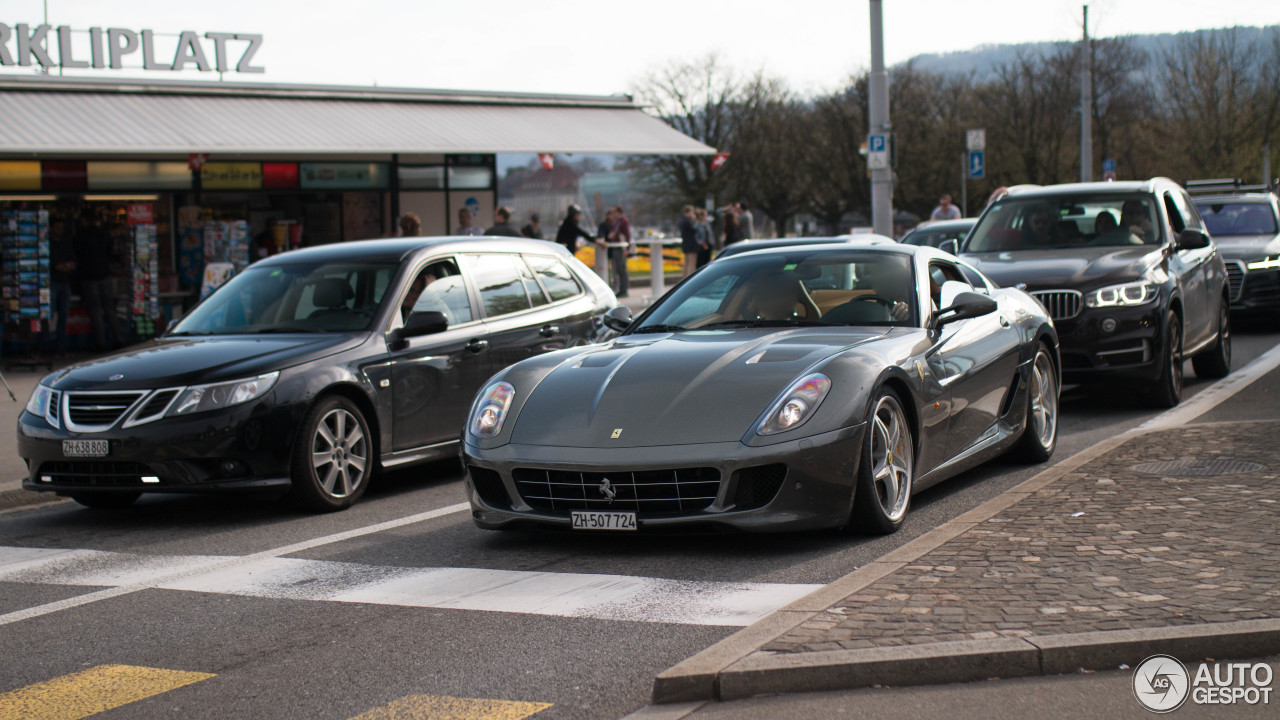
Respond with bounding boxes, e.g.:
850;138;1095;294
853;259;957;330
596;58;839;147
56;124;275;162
968;150;985;179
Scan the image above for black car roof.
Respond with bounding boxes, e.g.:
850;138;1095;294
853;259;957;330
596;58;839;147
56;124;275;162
252;236;568;266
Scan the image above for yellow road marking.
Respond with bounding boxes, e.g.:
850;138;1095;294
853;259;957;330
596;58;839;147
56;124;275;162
0;664;214;720
349;694;552;720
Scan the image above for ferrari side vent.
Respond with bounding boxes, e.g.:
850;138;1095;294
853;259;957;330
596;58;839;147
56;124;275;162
732;463;788;511
468;466;512;510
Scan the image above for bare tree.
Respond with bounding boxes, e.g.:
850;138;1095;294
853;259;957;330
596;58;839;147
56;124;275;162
803;77;871;233
1159;30;1259;180
727;75;810;237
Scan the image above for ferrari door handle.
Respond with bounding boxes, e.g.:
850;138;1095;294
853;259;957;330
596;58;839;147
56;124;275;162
539;324;560;337
999;315;1010;327
466;338;489;353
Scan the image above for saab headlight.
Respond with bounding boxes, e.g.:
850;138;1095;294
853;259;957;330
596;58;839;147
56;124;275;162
757;373;831;436
25;383;54;417
1246;255;1280;271
470;381;515;439
166;372;278;417
1085;281;1158;308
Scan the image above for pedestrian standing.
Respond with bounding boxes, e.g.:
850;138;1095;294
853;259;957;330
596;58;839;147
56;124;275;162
607;206;633;297
555;204;595;255
736;202;755;239
398;212;421;237
694;208;713;268
930;194;962;220
677;205;699;277
722;206;744;247
486;206;522;237
520;213;544;240
74;212;126;350
455;208;484;236
47;217;76;356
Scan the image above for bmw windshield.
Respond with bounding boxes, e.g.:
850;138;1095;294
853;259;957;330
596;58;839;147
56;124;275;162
170;261;398;335
967;194;1162;252
633;250;917;331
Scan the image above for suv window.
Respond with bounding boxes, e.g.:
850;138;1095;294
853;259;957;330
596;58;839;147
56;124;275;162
525;254;582;302
967;194;1160;251
466;254;533;318
1195;200;1280;236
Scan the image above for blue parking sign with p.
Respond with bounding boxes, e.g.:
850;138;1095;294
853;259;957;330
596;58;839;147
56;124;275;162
968;150;985;179
869;134;886;153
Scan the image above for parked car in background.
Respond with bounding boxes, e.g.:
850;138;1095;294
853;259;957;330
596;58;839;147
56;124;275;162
959;179;1231;407
901;218;977;249
714;234;896;260
464;244;1059;534
1189;188;1280;317
19;237;614;511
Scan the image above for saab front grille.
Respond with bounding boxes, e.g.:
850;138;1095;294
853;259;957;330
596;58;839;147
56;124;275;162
512;467;720;515
731;464;787;511
1224;261;1245;302
468;466;512;510
65;392;146;430
39;461;153;487
1030;290;1083;320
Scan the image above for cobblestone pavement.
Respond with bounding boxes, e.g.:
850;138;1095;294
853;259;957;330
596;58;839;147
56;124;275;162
761;421;1280;654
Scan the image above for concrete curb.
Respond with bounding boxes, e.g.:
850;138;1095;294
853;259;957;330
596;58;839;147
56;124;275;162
651;345;1280;704
0;487;63;513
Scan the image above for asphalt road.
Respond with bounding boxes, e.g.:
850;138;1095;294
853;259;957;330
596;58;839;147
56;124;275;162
0;319;1277;720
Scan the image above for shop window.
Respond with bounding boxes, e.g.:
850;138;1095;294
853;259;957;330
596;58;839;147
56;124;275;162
448;166;493;190
398;166;445;190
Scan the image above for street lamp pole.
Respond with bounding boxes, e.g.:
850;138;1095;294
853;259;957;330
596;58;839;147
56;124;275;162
868;0;893;237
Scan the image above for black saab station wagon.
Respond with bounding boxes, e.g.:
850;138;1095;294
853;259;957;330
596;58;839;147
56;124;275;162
957;179;1231;407
18;237;615;511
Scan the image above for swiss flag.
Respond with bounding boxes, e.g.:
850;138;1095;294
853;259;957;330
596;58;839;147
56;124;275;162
710;152;730;172
538;153;555;171
188;153;209;171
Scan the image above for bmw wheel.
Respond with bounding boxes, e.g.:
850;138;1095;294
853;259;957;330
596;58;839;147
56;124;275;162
852;388;914;534
1013;345;1058;462
1148;314;1183;409
290;395;373;512
1191;300;1231;379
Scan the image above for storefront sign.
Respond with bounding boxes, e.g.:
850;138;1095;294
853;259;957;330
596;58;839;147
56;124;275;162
201;162;262;190
126;203;153;226
0;160;41;190
0;23;263;74
299;163;388;190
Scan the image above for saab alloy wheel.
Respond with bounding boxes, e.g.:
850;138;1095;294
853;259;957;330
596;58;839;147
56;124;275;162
291;395;373;511
853;388;914;534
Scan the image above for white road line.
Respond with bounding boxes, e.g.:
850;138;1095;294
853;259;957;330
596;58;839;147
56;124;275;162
0;502;470;627
1137;340;1280;431
0;546;819;627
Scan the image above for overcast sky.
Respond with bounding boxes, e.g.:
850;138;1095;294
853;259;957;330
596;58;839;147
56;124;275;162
2;0;1277;96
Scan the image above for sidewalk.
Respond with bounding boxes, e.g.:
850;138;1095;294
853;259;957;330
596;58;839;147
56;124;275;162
0;353;95;511
650;409;1280;705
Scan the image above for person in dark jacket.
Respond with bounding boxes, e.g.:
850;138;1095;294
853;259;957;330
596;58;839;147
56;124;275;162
554;204;594;254
74;213;126;350
47;218;77;355
486;206;522;237
722;207;744;246
677;205;699;277
520;213;543;240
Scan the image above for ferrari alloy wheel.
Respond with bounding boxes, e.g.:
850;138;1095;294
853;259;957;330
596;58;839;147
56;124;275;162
290;395;373;512
1014;345;1058;462
853;389;914;534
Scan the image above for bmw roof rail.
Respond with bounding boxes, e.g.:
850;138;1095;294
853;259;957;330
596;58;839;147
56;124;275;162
1185;178;1272;195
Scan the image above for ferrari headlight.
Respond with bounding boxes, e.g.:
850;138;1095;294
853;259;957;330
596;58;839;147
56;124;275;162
166;372;278;417
1246;255;1280;271
25;383;54;417
470;381;515;438
1085;281;1158;308
757;373;831;436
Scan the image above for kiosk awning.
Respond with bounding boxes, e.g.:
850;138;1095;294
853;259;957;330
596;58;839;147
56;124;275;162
0;78;714;156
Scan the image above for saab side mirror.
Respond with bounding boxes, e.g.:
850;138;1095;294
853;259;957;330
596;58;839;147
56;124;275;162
938;238;961;256
601;306;633;333
391;310;448;347
1176;228;1210;251
930;291;997;330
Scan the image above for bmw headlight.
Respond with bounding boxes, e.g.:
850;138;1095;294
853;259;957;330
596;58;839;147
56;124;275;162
757;373;831;436
166;372;279;417
25;383;54;417
1246;255;1280;271
469;381;515;438
1085;281;1158;308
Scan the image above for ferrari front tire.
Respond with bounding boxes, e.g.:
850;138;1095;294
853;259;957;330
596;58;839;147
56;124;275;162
1013;345;1058;463
851;388;914;534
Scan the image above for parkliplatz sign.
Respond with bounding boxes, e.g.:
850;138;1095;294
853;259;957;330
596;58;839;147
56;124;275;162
0;23;263;74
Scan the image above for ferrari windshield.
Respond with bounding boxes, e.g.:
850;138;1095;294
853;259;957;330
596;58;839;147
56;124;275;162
171;261;398;335
634;250;916;331
967;194;1162;252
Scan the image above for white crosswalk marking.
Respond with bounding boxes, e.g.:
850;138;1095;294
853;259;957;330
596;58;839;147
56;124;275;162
0;546;819;627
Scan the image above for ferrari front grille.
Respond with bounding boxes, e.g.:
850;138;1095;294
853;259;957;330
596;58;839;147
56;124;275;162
512;467;720;516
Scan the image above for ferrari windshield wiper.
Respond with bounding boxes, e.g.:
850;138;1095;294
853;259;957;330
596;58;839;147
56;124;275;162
632;324;688;334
